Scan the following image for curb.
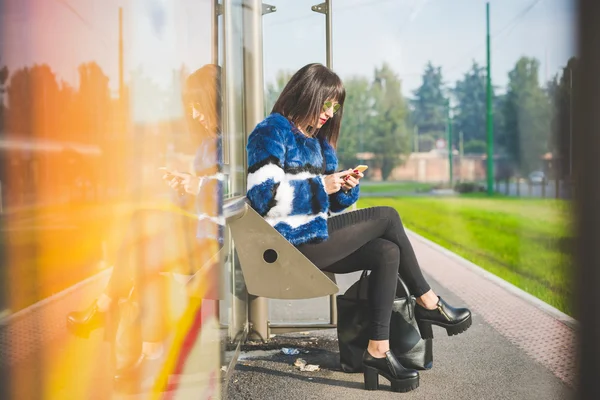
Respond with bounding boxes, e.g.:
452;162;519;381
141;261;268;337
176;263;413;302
406;228;578;331
0;267;112;326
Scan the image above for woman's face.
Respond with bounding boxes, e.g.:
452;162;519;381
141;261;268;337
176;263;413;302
191;103;209;129
316;99;341;128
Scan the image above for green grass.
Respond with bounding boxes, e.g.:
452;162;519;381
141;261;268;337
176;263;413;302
360;181;434;194
358;196;574;316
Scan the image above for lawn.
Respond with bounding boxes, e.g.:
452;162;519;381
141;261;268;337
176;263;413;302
359;181;434;194
358;196;574;316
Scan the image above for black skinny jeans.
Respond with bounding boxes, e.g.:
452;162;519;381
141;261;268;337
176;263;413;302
297;206;431;341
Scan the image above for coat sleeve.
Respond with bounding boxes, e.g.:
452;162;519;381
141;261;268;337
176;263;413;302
329;184;360;213
321;140;360;213
246;124;329;218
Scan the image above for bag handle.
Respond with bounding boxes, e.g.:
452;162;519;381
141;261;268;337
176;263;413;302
356;271;415;319
357;271;414;299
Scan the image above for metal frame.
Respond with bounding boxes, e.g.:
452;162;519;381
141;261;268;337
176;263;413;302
235;0;340;342
225;197;339;340
242;0;275;342
312;0;337;331
575;0;600;397
312;1;333;68
226;199;338;300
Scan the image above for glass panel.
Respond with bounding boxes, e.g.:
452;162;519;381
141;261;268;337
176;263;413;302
262;0;333;327
1;0;225;397
220;0;249;371
255;0;576;396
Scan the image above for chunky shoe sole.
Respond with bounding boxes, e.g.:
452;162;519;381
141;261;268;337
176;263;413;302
417;314;472;339
363;366;420;392
66;320;96;339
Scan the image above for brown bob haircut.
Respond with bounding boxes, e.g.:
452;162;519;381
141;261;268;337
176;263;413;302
271;63;346;148
182;64;222;141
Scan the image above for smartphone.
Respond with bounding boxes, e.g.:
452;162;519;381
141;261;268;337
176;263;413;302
351;165;368;177
159;167;187;196
159;167;181;181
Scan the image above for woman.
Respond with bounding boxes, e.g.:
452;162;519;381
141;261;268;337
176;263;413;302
246;63;472;393
66;64;223;379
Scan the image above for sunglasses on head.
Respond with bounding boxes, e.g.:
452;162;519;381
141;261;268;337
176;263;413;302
323;101;341;114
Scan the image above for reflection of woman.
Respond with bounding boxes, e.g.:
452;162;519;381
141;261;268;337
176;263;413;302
66;64;223;372
164;64;223;298
246;63;472;393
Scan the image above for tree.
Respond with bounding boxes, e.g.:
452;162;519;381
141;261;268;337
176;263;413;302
500;57;552;175
367;63;411;180
417;133;436;152
337;76;372;167
5;64;61;138
452;61;488;145
264;70;293;116
493;93;508;155
463;139;487;154
548;57;578;178
76;62;111;143
411;62;447;137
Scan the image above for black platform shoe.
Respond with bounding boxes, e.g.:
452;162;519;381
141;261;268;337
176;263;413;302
415;296;472;339
66;301;110;338
362;350;419;392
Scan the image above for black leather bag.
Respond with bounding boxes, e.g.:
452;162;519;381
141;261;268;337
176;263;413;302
336;271;433;372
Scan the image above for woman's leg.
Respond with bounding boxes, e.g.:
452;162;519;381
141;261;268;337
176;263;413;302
325;239;399;338
299;206;471;340
299;206;431;296
297;212;407;355
323;239;401;357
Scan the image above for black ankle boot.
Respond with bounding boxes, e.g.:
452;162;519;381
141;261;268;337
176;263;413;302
66;300;111;338
362;350;419;392
415;296;472;339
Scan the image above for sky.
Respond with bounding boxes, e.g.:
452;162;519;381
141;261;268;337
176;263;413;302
263;0;576;95
1;0;576;98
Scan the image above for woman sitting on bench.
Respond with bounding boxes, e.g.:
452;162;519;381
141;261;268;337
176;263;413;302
245;63;472;393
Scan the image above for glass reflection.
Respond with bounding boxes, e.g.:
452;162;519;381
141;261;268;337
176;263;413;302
1;1;226;398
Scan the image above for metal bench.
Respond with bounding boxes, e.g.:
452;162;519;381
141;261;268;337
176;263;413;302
224;196;339;337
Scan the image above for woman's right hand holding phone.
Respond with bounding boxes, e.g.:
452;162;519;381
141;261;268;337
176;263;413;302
341;170;363;191
323;169;354;194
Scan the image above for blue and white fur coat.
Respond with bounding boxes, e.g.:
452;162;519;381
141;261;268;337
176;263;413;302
246;113;360;246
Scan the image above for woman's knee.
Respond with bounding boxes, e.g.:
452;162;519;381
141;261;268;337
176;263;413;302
377;206;403;226
371;238;400;265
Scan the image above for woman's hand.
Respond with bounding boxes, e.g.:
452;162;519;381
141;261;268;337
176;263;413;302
323;169;354;194
162;170;200;195
342;170;364;191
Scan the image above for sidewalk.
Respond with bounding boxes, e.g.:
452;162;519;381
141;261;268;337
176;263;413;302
226;231;576;400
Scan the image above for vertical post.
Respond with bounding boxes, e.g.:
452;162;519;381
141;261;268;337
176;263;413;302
312;0;336;326
311;0;336;324
569;67;573;177
576;0;600;397
118;8;124;103
541;178;546;198
312;0;333;69
325;0;335;326
326;0;333;68
555;169;560;199
447;101;453;186
414;125;419;153
243;0;272;342
212;0;220;65
486;2;494;195
459;130;464;175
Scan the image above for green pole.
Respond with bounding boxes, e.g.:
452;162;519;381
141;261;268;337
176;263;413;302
486;2;494;195
413;125;419;152
447;101;453;186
